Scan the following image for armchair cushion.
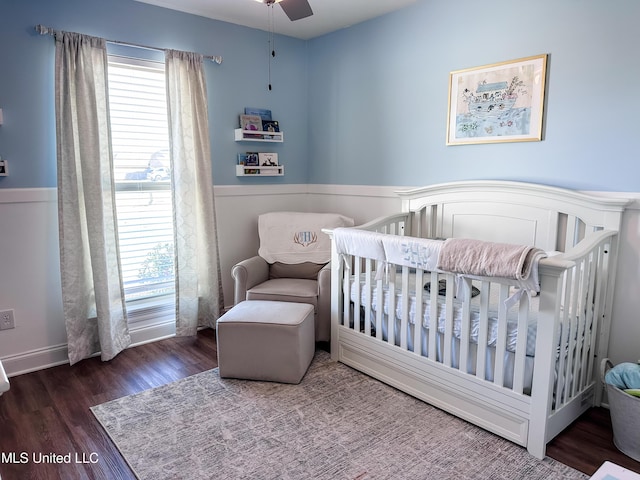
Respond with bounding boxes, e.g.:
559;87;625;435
247;278;319;311
269;262;326;280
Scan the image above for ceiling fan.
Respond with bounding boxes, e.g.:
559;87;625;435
256;0;313;21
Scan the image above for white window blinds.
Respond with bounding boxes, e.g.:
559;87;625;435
107;56;175;324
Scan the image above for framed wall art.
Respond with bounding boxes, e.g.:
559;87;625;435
446;54;548;145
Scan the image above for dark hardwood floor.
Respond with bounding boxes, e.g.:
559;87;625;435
0;328;638;479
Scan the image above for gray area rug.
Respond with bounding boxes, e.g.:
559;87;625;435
91;351;588;479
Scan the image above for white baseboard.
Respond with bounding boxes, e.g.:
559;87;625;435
1;343;70;377
128;318;176;347
1;319;178;377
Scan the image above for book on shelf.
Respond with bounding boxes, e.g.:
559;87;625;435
261;120;279;132
239;114;263;138
245;152;259;166
244;107;272;121
258;153;278;166
261;120;280;139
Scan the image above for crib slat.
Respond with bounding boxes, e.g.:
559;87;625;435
364;258;373;337
493;284;510;387
400;267;410;350
388;268;396;347
428;271;438;361
572;256;588;396
475;282;491;381
443;273;455;367
459;277;473;374
579;253;597;391
512;293;530;394
353;257;362;332
414;269;424;356
375;260;384;340
586;244;607;384
558;274;571;407
342;257;351;328
334;248;344;337
413;208;422;238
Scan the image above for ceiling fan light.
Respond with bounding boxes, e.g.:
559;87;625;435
253;0;283;3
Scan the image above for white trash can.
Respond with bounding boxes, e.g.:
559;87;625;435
602;358;640;462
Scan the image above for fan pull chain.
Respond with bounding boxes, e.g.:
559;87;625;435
268;3;276;90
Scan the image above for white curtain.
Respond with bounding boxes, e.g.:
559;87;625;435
165;50;224;336
55;32;131;365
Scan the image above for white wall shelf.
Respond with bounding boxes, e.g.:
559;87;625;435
236;165;284;177
234;128;283;143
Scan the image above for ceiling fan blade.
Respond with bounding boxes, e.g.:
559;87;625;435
279;0;313;21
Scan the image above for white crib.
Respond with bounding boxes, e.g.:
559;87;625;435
324;180;629;459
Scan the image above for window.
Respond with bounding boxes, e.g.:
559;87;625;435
107;56;175;324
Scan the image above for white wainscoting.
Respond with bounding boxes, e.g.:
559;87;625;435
0;185;638;376
0;188;67;376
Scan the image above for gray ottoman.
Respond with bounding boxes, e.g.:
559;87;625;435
216;300;315;384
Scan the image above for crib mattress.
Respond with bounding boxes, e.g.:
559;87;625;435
349;273;540;357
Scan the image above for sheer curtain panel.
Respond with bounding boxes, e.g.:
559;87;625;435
165;50;224;335
55;32;131;364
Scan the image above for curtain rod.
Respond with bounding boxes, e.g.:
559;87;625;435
34;25;223;64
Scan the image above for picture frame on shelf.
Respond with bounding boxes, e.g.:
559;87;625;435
446;54;547;145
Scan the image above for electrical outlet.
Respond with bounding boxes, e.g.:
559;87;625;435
0;309;15;330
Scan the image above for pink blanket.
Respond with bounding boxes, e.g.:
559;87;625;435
436;238;546;282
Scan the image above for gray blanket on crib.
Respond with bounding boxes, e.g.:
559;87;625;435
436;238;546;282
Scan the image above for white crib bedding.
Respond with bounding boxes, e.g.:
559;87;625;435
347;268;595;384
349;273;539;357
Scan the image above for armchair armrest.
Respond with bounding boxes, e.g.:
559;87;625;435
231;255;269;305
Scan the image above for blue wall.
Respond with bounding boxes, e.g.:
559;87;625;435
307;0;640;191
0;0;309;188
2;0;640;191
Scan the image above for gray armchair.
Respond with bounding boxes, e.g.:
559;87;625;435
231;212;354;342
